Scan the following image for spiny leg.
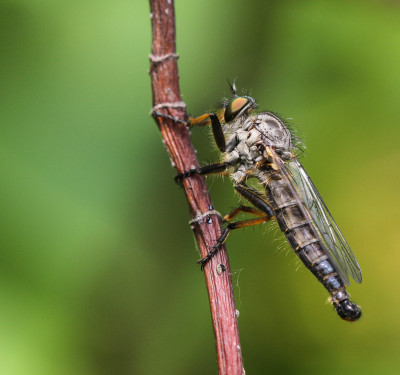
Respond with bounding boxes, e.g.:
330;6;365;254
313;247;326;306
175;110;228;181
223;205;265;222
198;216;271;269
174;162;230;183
154;109;226;151
151;109;187;125
209;113;226;152
153;109;229;182
199;186;275;269
234;182;275;218
200;205;267;267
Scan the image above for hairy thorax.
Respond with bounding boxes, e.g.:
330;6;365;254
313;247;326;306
223;112;293;182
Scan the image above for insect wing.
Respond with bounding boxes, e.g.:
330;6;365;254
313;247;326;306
284;158;362;284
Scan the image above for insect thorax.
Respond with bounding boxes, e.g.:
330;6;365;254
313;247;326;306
223;112;293;182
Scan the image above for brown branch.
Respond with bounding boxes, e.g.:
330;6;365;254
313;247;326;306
148;1;244;374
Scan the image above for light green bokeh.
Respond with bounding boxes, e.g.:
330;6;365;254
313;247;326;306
1;0;399;374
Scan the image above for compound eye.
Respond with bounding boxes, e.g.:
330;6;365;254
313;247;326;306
224;97;250;123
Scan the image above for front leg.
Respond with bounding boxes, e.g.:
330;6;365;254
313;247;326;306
188;111;226;152
151;109;187;125
153;109;226;152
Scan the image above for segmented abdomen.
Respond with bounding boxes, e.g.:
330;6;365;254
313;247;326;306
265;178;345;295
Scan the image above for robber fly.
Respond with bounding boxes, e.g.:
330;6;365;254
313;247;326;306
154;82;362;321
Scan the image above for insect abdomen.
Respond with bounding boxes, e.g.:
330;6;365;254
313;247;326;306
274;202;344;285
266;178;361;321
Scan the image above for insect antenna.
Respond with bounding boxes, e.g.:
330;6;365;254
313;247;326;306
227;78;238;97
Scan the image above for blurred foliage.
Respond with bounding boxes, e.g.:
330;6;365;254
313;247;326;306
1;0;400;374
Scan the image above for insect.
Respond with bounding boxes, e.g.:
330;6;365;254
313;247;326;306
155;82;362;321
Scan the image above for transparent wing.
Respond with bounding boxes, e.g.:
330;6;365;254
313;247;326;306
282;157;362;285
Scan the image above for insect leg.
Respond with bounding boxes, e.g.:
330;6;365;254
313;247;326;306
175;162;229;183
198;216;271;269
223;205;265;222
234;182;275;218
151;110;187;125
188;111;226;152
199;188;275;269
209;113;226;152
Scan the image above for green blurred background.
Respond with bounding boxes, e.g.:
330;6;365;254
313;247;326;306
1;0;400;374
